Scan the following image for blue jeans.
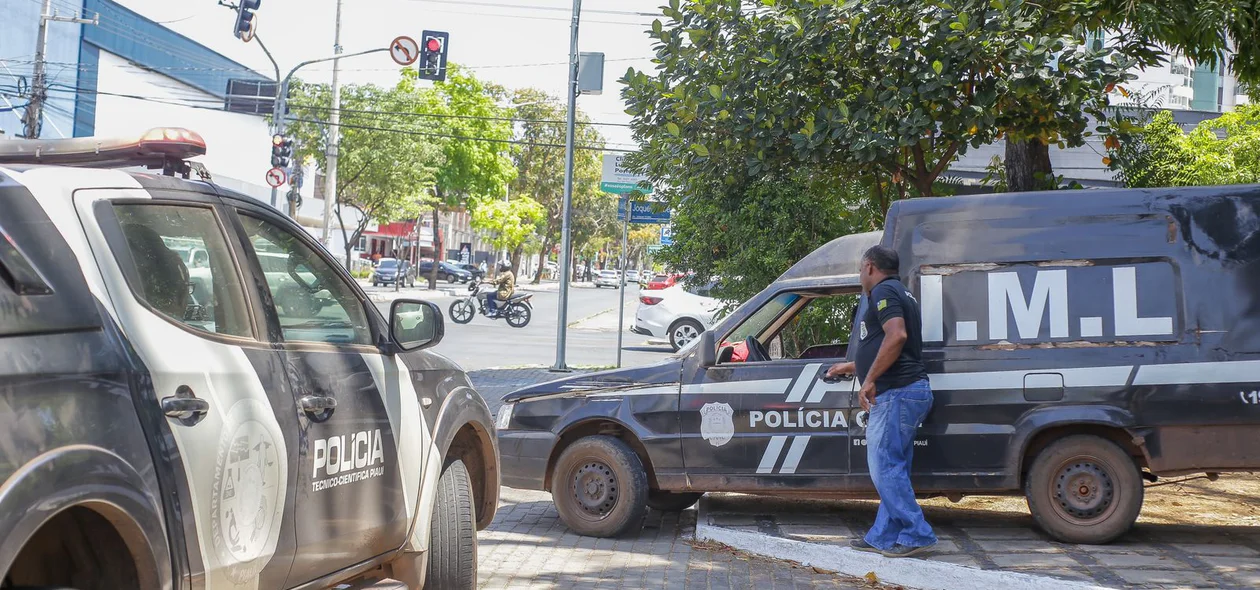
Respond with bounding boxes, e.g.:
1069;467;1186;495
864;378;937;550
486;294;500;315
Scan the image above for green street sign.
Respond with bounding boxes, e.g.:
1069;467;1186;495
647;245;664;254
600;181;653;194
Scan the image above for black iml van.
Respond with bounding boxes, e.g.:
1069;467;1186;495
496;185;1260;544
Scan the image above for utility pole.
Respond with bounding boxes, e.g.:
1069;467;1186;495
551;0;582;372
322;0;344;250
23;0;96;138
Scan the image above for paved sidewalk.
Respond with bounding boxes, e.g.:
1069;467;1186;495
478;487;877;589
702;493;1260;589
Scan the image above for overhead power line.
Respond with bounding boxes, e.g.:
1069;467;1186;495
405;0;659;17
1;84;638;152
287;102;632;127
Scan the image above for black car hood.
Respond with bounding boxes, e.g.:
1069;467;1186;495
502;358;684;402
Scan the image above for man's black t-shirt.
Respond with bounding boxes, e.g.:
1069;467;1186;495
854;276;928;393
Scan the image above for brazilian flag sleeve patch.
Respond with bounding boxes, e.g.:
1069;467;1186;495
877;299;888;311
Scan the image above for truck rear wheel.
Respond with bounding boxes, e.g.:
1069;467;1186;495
426;459;477;589
1025;434;1143;544
551;436;648;538
646;491;703;512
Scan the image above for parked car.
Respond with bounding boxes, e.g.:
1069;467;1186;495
594;269;621;288
645;272;685;290
0;128;499;589
449;261;486;281
633;281;723;351
497;184;1260;546
371;257;415;287
418;259;473;283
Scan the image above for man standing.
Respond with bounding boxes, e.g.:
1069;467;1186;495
826;245;937;558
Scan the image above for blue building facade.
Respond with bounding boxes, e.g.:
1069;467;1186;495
1;0;269;138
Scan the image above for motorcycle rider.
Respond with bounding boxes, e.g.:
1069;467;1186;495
487;260;515;318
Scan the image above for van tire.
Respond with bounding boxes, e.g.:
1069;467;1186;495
551;436;648;538
646;491;703;512
426;459;477;590
1025;435;1143;544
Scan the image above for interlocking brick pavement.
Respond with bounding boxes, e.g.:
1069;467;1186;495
704;493;1260;589
477;487;876;589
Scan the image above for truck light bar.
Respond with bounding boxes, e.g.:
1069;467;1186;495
0;127;207;169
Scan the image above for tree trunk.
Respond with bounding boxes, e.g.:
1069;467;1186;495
428;207;441;289
510;244;524;275
533;239;550;284
1005;137;1054;192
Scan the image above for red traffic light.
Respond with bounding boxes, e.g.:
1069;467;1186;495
272;133;285;146
426;37;442;52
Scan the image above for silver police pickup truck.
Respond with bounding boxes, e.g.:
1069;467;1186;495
0;129;499;590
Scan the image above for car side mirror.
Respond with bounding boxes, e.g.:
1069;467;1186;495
389;299;444;351
697;330;717;368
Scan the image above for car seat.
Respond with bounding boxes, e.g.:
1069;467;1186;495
121;223;191;320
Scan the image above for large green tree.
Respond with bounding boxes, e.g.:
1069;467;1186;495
399;66;516;287
510;88;606;283
285;79;443;270
621;0;1140;201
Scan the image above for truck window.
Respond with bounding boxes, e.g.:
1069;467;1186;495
111;204;252;338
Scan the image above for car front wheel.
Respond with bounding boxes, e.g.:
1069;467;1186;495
552;436;648;538
426;459;477;589
1025;434;1144;544
669;319;704;352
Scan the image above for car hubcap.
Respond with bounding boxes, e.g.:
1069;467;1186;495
675;324;698;346
572;461;617;518
1053;460;1114;521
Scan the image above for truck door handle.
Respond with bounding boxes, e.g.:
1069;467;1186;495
162;385;209;426
299;395;337;422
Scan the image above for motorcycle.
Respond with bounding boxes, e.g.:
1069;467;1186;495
448;281;533;328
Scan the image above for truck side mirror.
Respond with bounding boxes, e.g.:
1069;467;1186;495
697;330;717;368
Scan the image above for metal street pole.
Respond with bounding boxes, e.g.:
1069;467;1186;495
268;47;384;217
552;0;582;372
616;198;630;368
322;0;345;249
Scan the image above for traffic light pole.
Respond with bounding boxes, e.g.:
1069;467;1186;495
323;0;345;249
551;0;582;373
267;45;387;216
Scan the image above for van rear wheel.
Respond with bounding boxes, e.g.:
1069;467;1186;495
551;436;648;538
1025;434;1143;544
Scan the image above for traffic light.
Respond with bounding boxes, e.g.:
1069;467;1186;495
234;0;260;41
271;133;292;168
418;30;449;82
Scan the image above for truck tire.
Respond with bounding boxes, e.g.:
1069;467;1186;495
1025;435;1143;544
426;459;477;589
646;490;703;512
552;436;648;538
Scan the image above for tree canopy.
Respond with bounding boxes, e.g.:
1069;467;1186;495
621;0;1141;200
1113;105;1260;188
285;77;443;268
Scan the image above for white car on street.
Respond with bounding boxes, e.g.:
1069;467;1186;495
632;281;722;351
625;269;640;284
594;269;621;288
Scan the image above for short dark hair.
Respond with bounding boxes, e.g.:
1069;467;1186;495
862;245;899;274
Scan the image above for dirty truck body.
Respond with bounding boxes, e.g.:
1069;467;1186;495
497;185;1260;543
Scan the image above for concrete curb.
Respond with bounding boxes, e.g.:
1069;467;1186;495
364;289;461;303
694;501;1111;590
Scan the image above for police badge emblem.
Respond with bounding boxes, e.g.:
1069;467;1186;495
859;320;868;339
700;402;734;447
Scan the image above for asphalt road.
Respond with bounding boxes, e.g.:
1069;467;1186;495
372;282;676;371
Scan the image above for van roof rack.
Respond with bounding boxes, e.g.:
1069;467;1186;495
0;127;209;179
